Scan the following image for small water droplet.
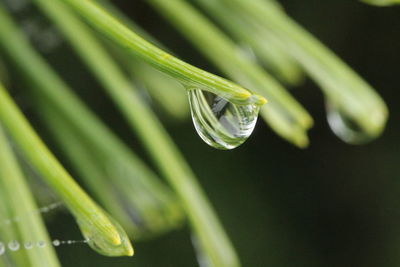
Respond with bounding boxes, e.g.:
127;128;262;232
0;202;62;230
52;240;60;247
188;89;260;150
8;240;20;251
326;101;374;145
24;242;33;250
37;241;46;248
0;242;5;255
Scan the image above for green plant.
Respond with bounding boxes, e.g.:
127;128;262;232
361;0;400;6
0;0;390;266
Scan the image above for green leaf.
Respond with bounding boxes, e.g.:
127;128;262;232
37;0;241;265
147;0;313;147
361;0;400;6
224;0;388;142
0;126;60;267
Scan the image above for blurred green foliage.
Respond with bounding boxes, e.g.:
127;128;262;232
0;0;399;266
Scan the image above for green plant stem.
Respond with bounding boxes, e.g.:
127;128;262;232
37;0;240;265
95;1;189;119
35;98;183;238
0;80;133;256
147;0;312;147
96;0;165;48
63;0;266;106
130;61;189;120
195;0;303;86
108;41;189;120
0;7;133;257
0;190;31;267
224;0;388;138
361;0;400;5
0;126;60;267
0;2;183;240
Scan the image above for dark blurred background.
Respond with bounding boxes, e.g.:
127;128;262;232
6;0;400;266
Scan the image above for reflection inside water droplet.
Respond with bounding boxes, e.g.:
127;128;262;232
188;89;260;150
326;101;374;145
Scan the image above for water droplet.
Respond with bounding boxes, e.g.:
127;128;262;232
8;240;20;251
0;242;5;255
188;89;260;150
0;202;62;229
52;240;60;247
37;241;46;248
326;101;374;145
24;242;33;250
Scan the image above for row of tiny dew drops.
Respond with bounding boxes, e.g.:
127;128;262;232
0;239;89;255
0;202;89;256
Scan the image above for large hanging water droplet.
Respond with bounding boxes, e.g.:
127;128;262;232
188;89;260;150
326;101;374;145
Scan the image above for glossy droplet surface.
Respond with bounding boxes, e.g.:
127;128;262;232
37;241;46;248
24;242;33;250
188;89;260;150
326;101;374;145
52;240;60;247
0;242;5;255
8;240;20;251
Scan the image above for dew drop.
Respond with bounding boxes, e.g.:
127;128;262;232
24;242;33;250
326;101;374;145
0;242;5;255
37;241;46;248
52;240;60;247
8;240;20;251
187;89;260;150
